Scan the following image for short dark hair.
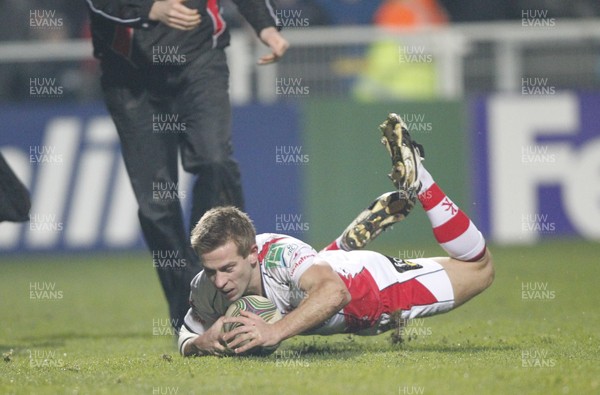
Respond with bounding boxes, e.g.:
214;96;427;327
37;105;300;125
190;206;256;258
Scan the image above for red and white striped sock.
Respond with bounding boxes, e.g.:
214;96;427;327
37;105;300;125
417;163;486;261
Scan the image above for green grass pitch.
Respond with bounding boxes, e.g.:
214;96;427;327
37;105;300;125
1;240;599;395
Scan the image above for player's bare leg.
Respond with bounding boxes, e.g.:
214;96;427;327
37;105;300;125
325;112;493;308
381;112;493;306
373;113;493;344
414;160;494;307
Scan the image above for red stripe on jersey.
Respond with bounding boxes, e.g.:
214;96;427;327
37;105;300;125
337;269;383;331
257;237;286;262
206;0;226;39
418;183;444;211
111;26;132;58
379;278;438;313
432;210;470;244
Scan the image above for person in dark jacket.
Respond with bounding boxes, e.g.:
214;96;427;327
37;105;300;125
85;0;289;331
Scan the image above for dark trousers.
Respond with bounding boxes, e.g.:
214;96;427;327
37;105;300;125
0;152;31;222
100;49;244;328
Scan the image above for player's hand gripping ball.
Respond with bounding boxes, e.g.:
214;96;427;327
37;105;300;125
222;295;282;356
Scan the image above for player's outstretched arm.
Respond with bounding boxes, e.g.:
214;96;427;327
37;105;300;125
280;263;352;338
223;263;351;354
180;317;228;357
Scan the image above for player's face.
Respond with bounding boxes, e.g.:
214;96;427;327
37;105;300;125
201;240;259;301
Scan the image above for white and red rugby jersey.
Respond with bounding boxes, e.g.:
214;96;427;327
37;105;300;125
183;233;453;336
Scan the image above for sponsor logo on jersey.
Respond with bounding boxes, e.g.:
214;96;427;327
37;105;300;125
263;243;286;269
290;251;315;277
387;257;423;273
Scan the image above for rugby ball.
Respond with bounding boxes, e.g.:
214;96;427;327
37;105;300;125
222;295;282;356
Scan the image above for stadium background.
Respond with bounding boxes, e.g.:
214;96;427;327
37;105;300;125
1;1;599;394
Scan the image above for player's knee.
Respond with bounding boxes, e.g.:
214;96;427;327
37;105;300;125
478;249;495;291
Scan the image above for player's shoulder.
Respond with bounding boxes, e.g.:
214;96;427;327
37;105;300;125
256;233;317;279
257;233;314;260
